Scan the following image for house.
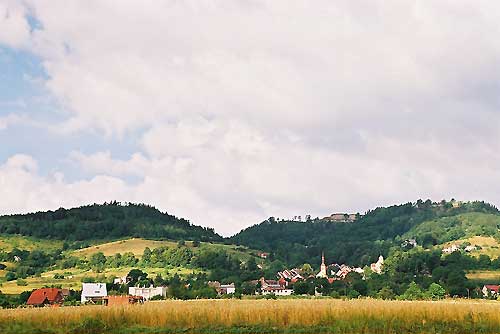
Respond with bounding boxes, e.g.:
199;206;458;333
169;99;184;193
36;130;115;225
442;244;459;254
81;283;108;303
259;277;292;295
208;281;236;295
464;245;477;252
104;295;144;306
277;268;303;281
482;285;500;297
113;275;130;285
258;252;269;259
401;239;417;249
370;255;384;274
27;288;64;307
129;286;167;300
220;283;236;294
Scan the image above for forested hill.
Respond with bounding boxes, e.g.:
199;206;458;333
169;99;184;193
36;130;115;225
230;200;499;267
0;202;221;242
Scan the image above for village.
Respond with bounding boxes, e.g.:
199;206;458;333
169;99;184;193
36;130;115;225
20;252;389;307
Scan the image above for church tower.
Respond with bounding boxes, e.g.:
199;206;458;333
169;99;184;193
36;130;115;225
316;252;328;278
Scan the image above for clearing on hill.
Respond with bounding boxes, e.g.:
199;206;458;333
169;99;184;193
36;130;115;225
73;238;257;261
73;238;179;257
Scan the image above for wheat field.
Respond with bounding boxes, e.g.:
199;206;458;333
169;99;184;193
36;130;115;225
1;299;500;333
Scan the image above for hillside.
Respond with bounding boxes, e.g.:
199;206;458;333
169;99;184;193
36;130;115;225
404;212;500;246
0;202;221;242
230;200;500;267
73;238;256;261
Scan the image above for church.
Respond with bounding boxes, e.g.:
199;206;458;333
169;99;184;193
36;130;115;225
316;252;328;278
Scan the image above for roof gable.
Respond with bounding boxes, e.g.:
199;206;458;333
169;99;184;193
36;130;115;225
27;288;63;305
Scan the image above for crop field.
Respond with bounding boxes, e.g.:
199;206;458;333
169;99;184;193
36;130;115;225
2;299;500;334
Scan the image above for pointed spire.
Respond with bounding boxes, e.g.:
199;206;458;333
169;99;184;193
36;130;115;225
322;251;325;265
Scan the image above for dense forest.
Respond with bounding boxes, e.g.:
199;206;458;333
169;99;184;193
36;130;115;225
230;200;500;266
0;202;221;242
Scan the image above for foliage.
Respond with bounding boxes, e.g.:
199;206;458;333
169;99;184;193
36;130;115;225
0;202;221;242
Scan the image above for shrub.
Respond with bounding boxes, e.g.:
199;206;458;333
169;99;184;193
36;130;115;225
16;279;28;286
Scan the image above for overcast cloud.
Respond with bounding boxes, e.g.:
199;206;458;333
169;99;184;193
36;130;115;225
1;1;500;235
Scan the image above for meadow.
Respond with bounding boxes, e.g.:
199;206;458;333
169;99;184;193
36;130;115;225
2;299;500;334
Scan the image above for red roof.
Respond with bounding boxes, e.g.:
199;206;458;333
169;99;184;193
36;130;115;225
27;288;64;306
485;285;500;292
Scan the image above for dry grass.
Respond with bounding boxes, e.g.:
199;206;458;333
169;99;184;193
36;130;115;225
467;270;500;282
2;299;500;333
73;238;179;257
444;236;500;259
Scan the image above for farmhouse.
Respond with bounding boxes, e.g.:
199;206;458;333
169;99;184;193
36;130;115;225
482;285;500;297
208;281;236;295
27;288;64;307
129;286;167;300
81;283;108;303
442;244;459;254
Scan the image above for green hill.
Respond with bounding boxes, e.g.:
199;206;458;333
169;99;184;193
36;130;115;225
404;212;500;247
0;202;221;242
230;200;499;267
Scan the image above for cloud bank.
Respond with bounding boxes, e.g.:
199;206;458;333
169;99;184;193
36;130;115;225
1;1;500;235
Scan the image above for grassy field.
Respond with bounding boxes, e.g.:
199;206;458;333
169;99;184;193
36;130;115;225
467;269;500;283
72;237;256;261
72;238;180;257
442;236;500;259
1;299;500;333
0;266;203;294
0;235;64;252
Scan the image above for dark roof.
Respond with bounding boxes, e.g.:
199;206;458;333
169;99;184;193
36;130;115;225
27;288;63;305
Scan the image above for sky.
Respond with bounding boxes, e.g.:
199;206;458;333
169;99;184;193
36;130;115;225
1;1;500;236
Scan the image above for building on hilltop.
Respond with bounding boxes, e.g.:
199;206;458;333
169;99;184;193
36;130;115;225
322;213;358;223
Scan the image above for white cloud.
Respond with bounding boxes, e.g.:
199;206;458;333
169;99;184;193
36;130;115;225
1;1;500;234
0;0;31;48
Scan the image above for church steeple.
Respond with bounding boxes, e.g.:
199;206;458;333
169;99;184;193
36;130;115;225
316;251;328;278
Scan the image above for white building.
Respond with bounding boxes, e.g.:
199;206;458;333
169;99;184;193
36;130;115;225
129;286;167;300
220;284;236;294
443;244;459;254
316;253;327;278
81;283;107;303
262;288;293;296
370;255;384;274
